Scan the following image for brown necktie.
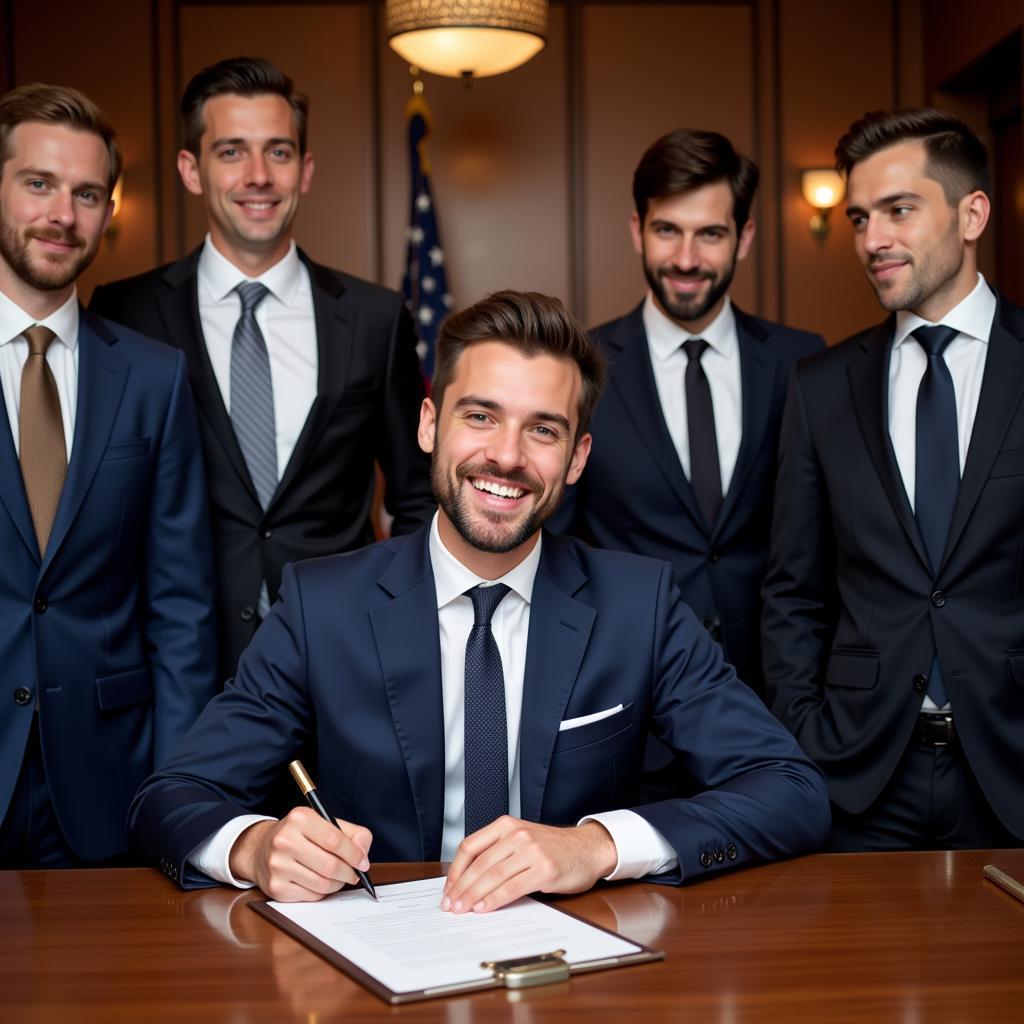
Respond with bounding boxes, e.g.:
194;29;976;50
19;325;66;556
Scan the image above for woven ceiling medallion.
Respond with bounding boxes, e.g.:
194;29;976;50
385;1;549;79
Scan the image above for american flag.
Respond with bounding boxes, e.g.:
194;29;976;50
402;91;452;381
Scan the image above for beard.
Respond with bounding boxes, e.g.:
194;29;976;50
0;217;98;292
643;245;738;326
432;457;559;555
867;216;964;313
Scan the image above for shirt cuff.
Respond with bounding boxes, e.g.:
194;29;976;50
187;814;276;888
579;809;679;881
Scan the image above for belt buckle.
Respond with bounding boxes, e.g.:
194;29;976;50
920;713;954;747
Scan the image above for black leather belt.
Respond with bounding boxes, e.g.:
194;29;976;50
914;713;956;747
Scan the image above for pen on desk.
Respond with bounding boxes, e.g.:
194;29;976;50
288;759;377;901
983;864;1024;906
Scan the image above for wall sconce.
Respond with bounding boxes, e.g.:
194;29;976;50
801;169;845;240
105;177;123;241
385;0;548;80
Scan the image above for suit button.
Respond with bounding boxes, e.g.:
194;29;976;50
699;851;713;868
931;590;946;608
240;606;255;622
913;673;928;693
14;687;32;706
726;844;737;860
261;527;272;539
713;849;725;863
33;597;47;614
709;551;720;564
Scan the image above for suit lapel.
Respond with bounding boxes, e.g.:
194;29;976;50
0;386;37;559
715;308;778;539
847;319;931;572
273;254;354;505
370;531;446;860
519;535;595;824
943;297;1024;568
158;253;259;506
43;311;128;570
603;306;706;531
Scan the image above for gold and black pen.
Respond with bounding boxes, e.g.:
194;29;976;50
288;759;377;900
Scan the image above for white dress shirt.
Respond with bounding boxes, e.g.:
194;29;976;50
190;514;678;886
888;273;996;711
197;236;317;477
0;288;80;458
643;293;743;496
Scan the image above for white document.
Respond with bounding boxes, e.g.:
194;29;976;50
268;876;642;996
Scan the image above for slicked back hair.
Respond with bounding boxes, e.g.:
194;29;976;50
633;129;760;229
835;107;991;203
432;291;607;440
181;56;309;156
0;83;122;192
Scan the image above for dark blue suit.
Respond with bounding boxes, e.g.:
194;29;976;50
129;527;829;887
0;309;217;863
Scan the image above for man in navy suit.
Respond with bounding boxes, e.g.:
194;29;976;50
129;290;829;907
763;108;1024;850
552;130;823;799
0;85;216;866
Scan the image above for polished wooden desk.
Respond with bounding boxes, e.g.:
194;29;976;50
4;850;1023;1023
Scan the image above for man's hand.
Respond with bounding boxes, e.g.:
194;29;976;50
229;807;373;902
441;817;617;914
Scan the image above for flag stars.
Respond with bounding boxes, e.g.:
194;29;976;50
416;193;432;212
428;246;444;267
408;226;425;245
443;293;454;309
416;340;429;360
421;275;437;293
418;307;435;325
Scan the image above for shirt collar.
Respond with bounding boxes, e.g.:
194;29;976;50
643;292;736;364
0;287;80;353
428;512;542;610
893;273;996;349
197;233;303;306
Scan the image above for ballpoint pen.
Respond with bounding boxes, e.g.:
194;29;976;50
289;759;377;900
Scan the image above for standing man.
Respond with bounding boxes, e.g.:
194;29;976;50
554;130;823;697
0;84;216;866
763;108;1024;850
129;290;829;903
91;57;434;681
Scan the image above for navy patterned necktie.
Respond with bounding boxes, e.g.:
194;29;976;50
682;337;722;528
464;583;511;836
912;324;960;706
230;281;276;616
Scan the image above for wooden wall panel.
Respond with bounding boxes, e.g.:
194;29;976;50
378;5;571;310
177;3;377;278
579;4;757;329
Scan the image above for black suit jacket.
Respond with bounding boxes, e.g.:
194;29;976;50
91;248;435;680
761;292;1024;838
553;302;824;694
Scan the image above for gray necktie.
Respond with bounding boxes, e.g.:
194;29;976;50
230;281;276;616
464;583;511;836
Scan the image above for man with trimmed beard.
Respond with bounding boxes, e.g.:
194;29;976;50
552;130;823;799
762;108;1024;850
129;290;829;904
0;84;216;866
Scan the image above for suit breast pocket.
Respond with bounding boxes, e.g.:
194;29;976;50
102;436;151;462
553;703;634;753
989;446;1024;479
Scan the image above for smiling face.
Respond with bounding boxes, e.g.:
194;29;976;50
0;120;112;316
845;140;988;322
418;340;592;578
631;182;754;334
177;92;313;275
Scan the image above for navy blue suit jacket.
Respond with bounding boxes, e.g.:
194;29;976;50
129;527;829;887
763;293;1024;837
553;303;824;695
0;309;217;861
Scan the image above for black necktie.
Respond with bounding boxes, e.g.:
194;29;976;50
912;324;960;707
683;338;722;528
464;583;511;836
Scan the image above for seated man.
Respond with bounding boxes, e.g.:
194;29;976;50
129;291;829;911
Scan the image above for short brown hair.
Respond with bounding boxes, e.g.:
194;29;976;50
181;56;309;157
433;291;607;438
633;129;760;229
0;83;122;193
835;108;990;203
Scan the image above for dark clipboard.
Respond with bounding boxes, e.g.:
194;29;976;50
250;892;665;1004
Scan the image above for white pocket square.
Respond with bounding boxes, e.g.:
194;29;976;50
558;703;625;732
